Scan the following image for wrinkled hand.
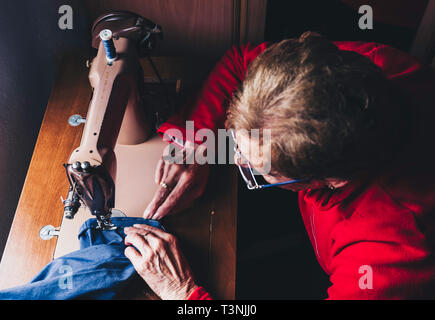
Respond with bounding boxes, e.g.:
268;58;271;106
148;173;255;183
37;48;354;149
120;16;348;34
143;141;210;220
124;224;198;300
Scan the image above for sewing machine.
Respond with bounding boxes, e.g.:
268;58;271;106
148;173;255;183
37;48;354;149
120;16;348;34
0;11;237;298
61;12;162;230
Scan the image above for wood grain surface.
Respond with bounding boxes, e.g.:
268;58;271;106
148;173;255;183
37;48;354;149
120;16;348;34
0;57;90;290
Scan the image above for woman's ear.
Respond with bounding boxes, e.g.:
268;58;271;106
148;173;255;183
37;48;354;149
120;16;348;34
325;178;349;189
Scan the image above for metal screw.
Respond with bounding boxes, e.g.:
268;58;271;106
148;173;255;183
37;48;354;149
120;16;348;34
72;161;81;170
68;114;86;126
81;161;91;171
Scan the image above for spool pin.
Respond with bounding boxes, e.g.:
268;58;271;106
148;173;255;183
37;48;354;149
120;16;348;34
99;29;117;64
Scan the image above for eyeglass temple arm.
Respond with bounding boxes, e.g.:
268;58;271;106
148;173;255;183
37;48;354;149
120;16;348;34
258;178;307;189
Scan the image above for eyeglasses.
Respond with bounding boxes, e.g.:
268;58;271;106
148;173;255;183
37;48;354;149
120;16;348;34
230;129;307;190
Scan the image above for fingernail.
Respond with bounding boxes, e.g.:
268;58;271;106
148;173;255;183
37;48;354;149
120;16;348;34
133;224;146;228
144;208;150;216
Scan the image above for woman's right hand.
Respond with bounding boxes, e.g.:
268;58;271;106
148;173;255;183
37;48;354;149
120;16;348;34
143;141;210;220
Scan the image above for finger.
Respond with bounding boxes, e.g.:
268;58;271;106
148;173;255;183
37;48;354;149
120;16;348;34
125;227;171;256
143;183;172;218
124;233;153;259
153;165;209;219
124;246;141;263
160;187;202;216
130;224;172;242
154;158;165;184
124;226;160;237
135;230;162;252
160;157;171;183
124;246;152;278
152;177;192;220
144;165;182;218
166;177;207;213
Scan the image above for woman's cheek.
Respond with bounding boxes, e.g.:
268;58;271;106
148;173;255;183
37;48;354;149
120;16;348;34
262;175;278;184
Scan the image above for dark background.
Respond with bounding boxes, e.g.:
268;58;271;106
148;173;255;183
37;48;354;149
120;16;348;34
264;0;427;51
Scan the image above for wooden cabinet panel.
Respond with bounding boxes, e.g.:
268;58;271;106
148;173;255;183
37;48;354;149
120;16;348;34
84;0;237;57
83;0;267;57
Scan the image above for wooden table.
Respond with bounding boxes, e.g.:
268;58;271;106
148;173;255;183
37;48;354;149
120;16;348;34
0;55;237;299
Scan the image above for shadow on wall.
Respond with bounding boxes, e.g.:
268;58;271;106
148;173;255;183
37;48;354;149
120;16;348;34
0;1;90;259
265;0;425;52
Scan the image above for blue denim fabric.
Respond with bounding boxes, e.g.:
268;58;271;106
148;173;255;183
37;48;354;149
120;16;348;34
0;217;164;300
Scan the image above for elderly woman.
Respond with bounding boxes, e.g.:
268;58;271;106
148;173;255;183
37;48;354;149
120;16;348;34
125;32;435;300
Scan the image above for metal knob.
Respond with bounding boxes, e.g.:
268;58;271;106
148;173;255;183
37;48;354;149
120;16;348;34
81;161;91;171
72;161;81;170
68;114;86;126
39;225;60;240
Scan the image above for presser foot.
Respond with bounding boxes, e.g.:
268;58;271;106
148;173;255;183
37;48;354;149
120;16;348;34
95;212;117;230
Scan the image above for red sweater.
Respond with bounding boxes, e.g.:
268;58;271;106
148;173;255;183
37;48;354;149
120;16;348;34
158;41;435;300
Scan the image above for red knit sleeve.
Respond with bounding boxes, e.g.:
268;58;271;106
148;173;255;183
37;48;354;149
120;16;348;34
157;43;269;146
187;286;213;300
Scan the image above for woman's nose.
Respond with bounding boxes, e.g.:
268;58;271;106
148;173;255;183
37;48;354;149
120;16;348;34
233;153;239;165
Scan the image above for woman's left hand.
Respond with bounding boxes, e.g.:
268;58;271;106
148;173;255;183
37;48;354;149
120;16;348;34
124;224;199;300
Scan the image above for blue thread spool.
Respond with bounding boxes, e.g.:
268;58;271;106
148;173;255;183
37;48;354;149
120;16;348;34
99;29;117;64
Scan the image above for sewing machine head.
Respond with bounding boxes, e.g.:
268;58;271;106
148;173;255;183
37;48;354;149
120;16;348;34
62;11;162;229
